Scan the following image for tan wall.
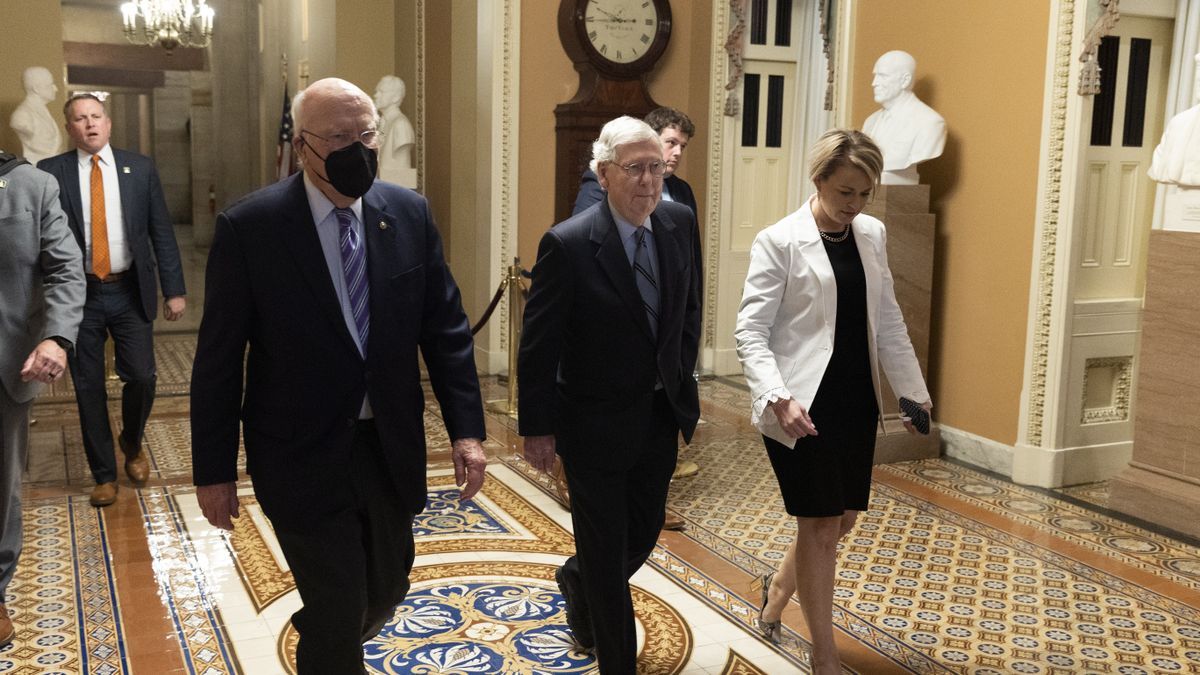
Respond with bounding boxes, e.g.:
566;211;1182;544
851;1;1051;444
424;2;452;254
0;0;65;157
517;0;712;265
336;0;396;96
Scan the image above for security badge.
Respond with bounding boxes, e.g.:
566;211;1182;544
122;167;131;174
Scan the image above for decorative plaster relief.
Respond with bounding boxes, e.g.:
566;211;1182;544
1026;0;1078;447
1081;356;1133;424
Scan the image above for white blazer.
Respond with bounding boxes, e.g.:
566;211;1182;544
734;197;930;446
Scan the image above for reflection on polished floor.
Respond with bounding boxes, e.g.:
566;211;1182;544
10;334;1200;674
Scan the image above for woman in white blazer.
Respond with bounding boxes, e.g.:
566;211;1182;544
734;129;931;673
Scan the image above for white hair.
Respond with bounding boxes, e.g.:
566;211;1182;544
589;116;662;173
292;89;306;132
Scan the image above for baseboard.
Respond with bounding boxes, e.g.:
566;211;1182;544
939;424;1015;477
1012;440;1132;488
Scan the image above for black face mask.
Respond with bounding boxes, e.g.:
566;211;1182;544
305;139;378;198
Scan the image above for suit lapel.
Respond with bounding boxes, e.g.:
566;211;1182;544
113;150;136;240
650;206;682;348
278;175;361;358
794;201;837;323
591;201;654;342
362;189;403;360
852;223;882;333
58;156;86;249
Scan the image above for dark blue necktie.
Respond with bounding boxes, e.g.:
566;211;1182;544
632;227;659;339
335;208;370;352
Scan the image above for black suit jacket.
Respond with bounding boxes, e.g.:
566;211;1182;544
573;168;698;218
518;199;702;467
190;175;485;526
38;148;186;320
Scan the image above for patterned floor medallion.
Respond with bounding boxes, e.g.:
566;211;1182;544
277;562;692;674
0;497;127;675
223;473;577;613
720;650;770;675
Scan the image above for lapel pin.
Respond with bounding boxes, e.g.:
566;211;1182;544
0;179;7;189
379;221;388;230
122;166;131;174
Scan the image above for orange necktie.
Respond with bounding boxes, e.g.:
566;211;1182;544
90;154;110;279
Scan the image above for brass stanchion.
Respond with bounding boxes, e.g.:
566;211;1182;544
485;258;524;419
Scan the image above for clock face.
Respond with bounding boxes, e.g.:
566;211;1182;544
584;0;660;65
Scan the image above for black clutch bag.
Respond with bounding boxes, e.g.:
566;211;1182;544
899;397;930;435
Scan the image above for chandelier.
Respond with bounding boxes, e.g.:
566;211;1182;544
120;0;214;52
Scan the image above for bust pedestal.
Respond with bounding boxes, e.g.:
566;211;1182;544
1109;230;1200;538
381;165;417;189
861;184;940;463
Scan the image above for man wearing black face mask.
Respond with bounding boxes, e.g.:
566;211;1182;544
190;77;488;674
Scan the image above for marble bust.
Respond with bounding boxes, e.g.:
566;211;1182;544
374;75;417;188
1148;54;1200;232
8;66;62;165
862;51;946;185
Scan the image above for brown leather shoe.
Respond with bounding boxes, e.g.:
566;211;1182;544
120;435;150;485
662;510;686;531
90;481;118;507
0;603;13;649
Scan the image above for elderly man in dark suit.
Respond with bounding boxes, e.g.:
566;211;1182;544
573;107;697;216
0;150;85;648
519;116;702;673
38;93;187;507
190;77;487;675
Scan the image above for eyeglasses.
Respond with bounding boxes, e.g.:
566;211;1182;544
616;160;666;178
300;128;383;150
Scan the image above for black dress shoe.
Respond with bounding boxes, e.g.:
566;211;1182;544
555;565;594;649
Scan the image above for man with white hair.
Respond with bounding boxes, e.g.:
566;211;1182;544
518;116;703;672
862;50;946;185
190;77;487;674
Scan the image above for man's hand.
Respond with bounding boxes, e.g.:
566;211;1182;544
771;398;818;439
452;438;488;501
197;482;240;530
523;435;556;474
163;296;186;321
20;339;67;383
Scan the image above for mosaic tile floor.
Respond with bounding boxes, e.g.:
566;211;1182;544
10;359;1200;673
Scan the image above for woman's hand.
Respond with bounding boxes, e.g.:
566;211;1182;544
901;400;933;435
771;398;818;439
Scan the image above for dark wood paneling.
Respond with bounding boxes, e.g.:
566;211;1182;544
67;65;165;89
63;41;207;72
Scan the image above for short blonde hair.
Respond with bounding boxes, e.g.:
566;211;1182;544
589;116;662;174
807;129;883;186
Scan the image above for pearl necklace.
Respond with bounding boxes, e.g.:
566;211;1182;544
818;223;851;243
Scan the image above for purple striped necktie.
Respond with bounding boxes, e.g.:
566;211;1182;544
335;208;370;352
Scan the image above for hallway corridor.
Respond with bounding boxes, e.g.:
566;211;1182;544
8;335;1200;674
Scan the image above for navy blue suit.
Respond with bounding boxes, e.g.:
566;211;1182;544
518;199;702;672
191;174;485;673
38;148;185;484
573;168;698;218
38;149;186;321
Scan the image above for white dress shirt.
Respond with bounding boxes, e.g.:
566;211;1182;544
76;145;130;273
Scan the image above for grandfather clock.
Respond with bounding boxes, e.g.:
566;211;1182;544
554;0;672;222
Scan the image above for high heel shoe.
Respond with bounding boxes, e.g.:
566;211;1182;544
751;571;782;643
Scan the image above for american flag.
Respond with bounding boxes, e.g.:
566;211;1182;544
275;85;296;182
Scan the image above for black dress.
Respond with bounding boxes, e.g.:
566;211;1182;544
764;230;879;517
